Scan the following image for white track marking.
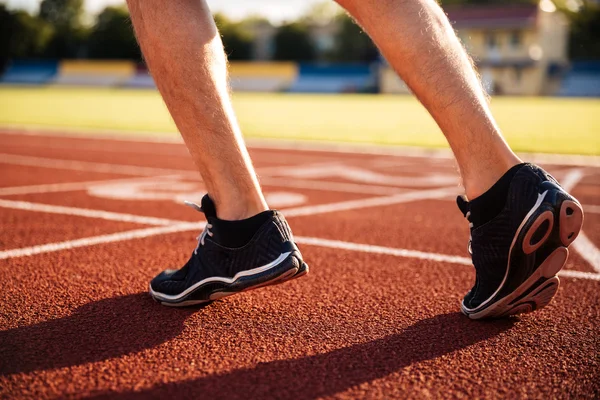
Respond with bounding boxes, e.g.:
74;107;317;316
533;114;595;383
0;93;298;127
293;236;600;281
0;174;184;196
88;178;202;202
0;199;184;226
2;125;599;167
0;127;598;278
560;168;585;192
84;176;308;208
0;188;456;261
0;153;190;176
294;236;472;265
559;168;600;271
0;222;202;260
570;233;600;273
584;205;600;214
261;177;404;195
0;153;345;186
263;192;307;208
559;270;600;281
2;223;598;281
283;187;457;217
0;154;456;196
268;163;457;187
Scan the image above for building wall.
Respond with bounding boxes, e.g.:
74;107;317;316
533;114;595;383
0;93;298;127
381;3;570;96
459;28;537;61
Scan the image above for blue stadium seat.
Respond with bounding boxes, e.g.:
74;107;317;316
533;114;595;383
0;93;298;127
0;60;58;84
289;64;378;93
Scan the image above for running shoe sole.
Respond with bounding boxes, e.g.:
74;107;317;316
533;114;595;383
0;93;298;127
462;181;584;319
150;250;308;307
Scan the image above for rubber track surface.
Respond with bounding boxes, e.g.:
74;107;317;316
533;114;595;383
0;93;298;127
0;130;599;399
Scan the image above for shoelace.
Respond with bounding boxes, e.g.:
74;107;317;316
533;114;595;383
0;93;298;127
184;201;213;254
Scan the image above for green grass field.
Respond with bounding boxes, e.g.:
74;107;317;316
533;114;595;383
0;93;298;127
0;87;598;155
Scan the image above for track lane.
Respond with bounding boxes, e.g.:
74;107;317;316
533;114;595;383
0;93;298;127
1;130;599;399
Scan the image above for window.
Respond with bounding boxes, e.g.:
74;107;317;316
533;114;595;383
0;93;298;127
514;67;523;83
510;31;522;49
485;33;497;49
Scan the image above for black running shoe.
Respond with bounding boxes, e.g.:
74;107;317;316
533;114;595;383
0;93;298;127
149;195;309;306
457;164;584;319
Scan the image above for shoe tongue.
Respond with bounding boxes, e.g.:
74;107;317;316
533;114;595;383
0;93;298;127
200;194;217;219
456;195;470;217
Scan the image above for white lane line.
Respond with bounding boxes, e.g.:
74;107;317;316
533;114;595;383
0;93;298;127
295;236;471;265
560;168;585;192
294;236;600;281
0;222;202;260
559;168;600;272
264;162;457;187
0;153;190;176
261;176;404;195
2;125;600;167
584;204;600;214
0;153;338;187
2;224;597;281
559;270;600;281
0;156;452;196
0;199;184;226
0;174;184;196
283;186;457;217
2;186;454;227
571;233;600;273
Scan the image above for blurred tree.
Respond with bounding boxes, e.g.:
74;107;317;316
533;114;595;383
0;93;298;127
214;13;254;60
566;3;600;59
273;22;315;61
87;6;140;60
39;0;85;58
10;10;54;58
0;5;54;72
0;5;14;72
332;14;379;62
300;1;341;25
39;0;83;29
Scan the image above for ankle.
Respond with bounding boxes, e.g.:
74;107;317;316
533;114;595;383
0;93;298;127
463;156;522;200
213;193;269;221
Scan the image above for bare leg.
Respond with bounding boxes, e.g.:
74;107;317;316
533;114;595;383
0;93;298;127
126;0;267;220
336;0;522;199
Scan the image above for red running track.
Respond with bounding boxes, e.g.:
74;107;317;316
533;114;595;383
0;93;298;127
0;129;599;399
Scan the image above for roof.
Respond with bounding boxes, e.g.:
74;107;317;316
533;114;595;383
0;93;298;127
444;4;539;29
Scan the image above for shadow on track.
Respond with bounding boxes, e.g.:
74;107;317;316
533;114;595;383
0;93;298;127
87;312;515;400
0;293;199;375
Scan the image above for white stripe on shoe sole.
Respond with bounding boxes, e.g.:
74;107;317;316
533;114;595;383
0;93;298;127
149;251;292;302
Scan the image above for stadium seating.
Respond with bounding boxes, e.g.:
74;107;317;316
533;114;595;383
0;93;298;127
228;62;297;92
0;60;58;84
124;64;156;88
559;62;600;97
288;64;377;93
52;61;135;86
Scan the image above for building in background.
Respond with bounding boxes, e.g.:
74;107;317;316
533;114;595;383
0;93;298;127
381;0;570;96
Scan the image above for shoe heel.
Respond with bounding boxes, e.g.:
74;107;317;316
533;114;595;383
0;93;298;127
559;200;584;247
522;210;555;255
